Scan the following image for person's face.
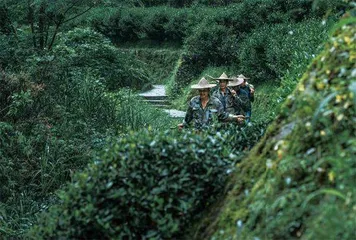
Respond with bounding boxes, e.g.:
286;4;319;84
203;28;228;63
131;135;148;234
240;79;246;87
219;80;228;90
199;89;210;98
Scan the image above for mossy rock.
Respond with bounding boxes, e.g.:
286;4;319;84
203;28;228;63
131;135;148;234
191;13;356;240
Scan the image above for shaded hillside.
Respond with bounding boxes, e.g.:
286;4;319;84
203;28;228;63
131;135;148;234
191;13;356;240
119;47;182;84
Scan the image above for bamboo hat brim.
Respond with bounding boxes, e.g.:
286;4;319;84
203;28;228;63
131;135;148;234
228;77;244;87
191;77;216;89
238;74;250;79
211;72;233;81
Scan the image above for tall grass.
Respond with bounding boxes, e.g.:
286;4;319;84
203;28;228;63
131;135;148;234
119;48;182;84
115;89;179;131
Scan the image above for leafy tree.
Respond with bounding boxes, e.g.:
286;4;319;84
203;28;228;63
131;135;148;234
1;0;102;50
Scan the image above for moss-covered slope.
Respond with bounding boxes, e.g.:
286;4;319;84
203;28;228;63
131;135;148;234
192;14;356;240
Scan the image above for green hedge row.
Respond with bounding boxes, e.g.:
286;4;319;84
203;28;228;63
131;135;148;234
28;129;234;239
92;1;318;44
173;17;335;94
92;7;200;44
28;120;269;238
89;1;349;94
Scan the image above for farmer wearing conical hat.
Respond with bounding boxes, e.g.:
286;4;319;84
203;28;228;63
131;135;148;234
178;77;244;130
228;76;251;116
211;72;239;115
238;74;255;121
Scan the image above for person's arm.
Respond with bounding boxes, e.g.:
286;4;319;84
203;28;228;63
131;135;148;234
214;97;245;124
231;88;249;114
183;104;193;127
178;101;193;129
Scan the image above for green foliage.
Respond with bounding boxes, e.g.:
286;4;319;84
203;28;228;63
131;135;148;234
238;19;334;83
93;7;197;44
7;90;34;119
112;9;145;42
115;89;178;131
0;119;92;236
142;8;169;42
122;48;182;84
1;1;354;239
185;21;237;65
52;27;151;90
28;129;235;239
176;17;333;91
0;22;175;239
191;14;356;240
165;1;352;94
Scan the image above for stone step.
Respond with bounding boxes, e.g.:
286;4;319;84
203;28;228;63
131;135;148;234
138;85;185;117
143;99;170;105
139;94;168;101
163;109;186;118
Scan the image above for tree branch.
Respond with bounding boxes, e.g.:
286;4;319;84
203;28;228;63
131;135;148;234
27;0;37;48
62;6;94;24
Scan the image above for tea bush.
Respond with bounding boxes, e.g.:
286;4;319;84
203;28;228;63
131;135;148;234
238;18;334;83
28;128;236;239
167;1;351;94
142;8;170;42
163;9;191;42
176;17;333;90
114;9;145;42
0;26;173;238
93;7;200;44
191;13;356;240
51;27;151;91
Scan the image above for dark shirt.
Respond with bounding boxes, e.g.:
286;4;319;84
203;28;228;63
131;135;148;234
212;88;236;114
234;88;251;114
240;83;255;102
183;96;230;130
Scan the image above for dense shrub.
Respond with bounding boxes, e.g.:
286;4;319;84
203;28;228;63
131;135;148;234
94;0;344;45
93;7;198;44
122;48;182;83
163;9;191;42
172;17;333;94
51;27;151;90
0;24;175;238
191;14;356;240
163;1;351;95
142;8;170;42
28;129;236;239
238;19;334;83
116;10;145;42
185;21;238;65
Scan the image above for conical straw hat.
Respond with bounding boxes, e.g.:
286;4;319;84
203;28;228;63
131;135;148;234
212;72;233;81
228;77;244;87
191;77;216;89
237;74;250;79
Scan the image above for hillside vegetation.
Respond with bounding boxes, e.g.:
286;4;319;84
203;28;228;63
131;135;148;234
191;13;356;240
28;9;356;240
0;0;354;238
